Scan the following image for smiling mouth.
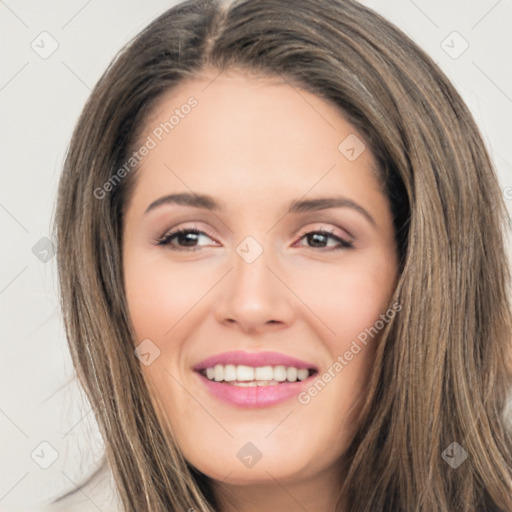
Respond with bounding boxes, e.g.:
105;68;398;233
198;364;318;386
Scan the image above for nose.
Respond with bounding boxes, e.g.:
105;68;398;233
214;243;296;334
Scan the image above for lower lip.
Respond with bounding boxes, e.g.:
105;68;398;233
195;371;314;408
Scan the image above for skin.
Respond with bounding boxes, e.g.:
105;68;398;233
122;69;399;512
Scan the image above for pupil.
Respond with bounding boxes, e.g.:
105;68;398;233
309;233;326;247
179;232;198;246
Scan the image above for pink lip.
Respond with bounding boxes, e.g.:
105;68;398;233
195;373;315;408
192;351;318;408
193;350;317;371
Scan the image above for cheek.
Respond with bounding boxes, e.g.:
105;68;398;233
124;252;216;341
287;261;395;445
290;253;396;347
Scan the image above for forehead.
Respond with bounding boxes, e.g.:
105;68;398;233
127;70;382;211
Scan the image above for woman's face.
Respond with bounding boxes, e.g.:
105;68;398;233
122;70;398;488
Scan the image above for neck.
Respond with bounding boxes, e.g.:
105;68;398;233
213;462;345;512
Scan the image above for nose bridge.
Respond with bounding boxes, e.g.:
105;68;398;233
231;234;276;307
234;238;270;291
215;234;294;331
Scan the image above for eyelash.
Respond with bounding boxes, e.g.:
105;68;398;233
155;227;354;251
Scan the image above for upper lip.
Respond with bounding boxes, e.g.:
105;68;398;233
193;351;318;371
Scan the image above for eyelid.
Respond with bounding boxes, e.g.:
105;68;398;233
155;223;220;246
295;224;354;244
155;222;355;250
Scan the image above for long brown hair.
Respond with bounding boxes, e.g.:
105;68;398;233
53;0;512;510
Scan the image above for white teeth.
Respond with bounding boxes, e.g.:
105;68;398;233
286;367;298;382
214;364;223;382
274;365;287;381
230;380;280;387
223;364;237;382
254;366;273;380
297;369;309;381
236;365;255;381
201;364;313;384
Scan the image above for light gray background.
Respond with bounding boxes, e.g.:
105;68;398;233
1;1;511;511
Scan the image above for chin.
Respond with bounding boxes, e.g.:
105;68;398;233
186;447;323;487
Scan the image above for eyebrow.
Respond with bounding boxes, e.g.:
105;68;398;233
145;192;376;226
145;193;218;213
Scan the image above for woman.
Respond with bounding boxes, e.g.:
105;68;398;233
53;0;512;510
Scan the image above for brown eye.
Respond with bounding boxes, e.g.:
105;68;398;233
295;230;354;250
156;228;217;250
